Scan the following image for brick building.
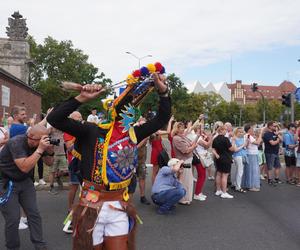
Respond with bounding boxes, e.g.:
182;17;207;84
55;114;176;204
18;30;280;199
227;80;296;105
0;12;42;122
0;67;42;120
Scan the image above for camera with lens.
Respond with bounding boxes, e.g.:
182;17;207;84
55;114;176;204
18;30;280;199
180;163;191;169
49;137;60;146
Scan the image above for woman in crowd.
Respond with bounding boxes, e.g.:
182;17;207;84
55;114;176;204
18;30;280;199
231;127;248;193
192;124;212;201
173;122;198;204
243;124;263;191
212;125;236;199
150;131;165;184
151;116;177;183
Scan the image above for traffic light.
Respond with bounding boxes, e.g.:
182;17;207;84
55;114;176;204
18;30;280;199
282;93;291;107
251;83;258;92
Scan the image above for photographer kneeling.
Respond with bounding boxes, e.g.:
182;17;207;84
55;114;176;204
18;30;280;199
151;158;186;215
0;124;54;250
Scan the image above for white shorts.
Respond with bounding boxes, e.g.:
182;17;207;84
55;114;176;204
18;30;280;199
92;201;129;245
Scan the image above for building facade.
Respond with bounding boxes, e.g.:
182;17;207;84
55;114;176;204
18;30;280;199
0;11;42;122
193;80;296;105
0;68;41;119
227;80;296;105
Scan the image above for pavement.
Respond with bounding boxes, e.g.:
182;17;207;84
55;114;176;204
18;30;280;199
0;173;300;250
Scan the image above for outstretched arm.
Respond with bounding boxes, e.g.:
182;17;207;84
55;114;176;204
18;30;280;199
47;83;106;138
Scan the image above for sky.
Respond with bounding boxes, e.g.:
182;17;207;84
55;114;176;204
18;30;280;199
1;0;300;91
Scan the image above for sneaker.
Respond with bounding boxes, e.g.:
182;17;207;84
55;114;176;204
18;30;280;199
199;193;207;199
220;192;234;199
274;178;282;184
19;220;28;230
194;194;206;201
156;208;169;215
39;179;47;185
49;187;58;195
34;181;39;187
208;176;215;181
140;196;151;205
63;222;73;234
260;175;265;180
20;217;28;224
215;190;223;196
56;177;63;190
268;179;277;186
249;188;260;192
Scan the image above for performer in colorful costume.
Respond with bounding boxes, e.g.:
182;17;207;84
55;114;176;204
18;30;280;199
47;63;171;250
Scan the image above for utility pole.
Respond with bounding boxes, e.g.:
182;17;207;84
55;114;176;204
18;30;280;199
291;93;295;123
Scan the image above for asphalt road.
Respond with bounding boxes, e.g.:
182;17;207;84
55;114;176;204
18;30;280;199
0;174;300;250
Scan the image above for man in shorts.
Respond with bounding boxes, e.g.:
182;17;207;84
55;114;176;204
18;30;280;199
263;121;283;185
283;123;297;184
48;126;68;194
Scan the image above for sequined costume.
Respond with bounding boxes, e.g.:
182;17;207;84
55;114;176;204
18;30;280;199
47;65;171;250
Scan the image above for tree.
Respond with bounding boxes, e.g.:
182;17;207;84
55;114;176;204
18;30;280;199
28;36;111;115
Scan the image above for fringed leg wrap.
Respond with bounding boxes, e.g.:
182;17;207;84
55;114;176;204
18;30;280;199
72;204;98;250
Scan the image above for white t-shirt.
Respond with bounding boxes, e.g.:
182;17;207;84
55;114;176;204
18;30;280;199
87;114;99;124
187;132;207;155
246;135;258;155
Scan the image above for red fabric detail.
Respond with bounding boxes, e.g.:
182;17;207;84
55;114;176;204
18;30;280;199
194;163;206;195
168;134;175;158
150;136;163;165
64;132;75;163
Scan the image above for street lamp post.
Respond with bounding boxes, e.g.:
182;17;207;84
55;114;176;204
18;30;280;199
126;51;152;68
258;91;266;125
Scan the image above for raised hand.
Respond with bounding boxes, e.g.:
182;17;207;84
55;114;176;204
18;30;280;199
75;84;106;103
152;73;168;94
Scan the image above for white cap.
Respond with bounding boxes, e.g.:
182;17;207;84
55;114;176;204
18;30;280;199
167;158;180;167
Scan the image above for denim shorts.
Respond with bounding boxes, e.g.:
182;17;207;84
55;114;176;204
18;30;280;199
68;158;80;185
265;153;281;170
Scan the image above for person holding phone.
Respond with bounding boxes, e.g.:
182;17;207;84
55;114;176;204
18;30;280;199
243;124;263;191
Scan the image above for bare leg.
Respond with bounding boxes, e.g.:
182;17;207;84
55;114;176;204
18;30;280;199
215;172;222;191
152;165;159;184
68;184;79;212
221;173;229;193
138;178;145;197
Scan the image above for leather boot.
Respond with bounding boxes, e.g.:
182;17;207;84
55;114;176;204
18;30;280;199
103;234;128;250
93;243;103;250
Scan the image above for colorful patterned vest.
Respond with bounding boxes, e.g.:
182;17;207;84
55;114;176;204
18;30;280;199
91;121;137;191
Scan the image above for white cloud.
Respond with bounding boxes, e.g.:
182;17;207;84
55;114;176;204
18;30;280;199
1;0;300;84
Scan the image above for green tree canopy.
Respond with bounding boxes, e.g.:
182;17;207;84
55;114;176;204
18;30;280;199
28;36;111;115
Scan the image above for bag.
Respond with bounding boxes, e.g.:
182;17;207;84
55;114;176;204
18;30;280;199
192;152;201;165
199;152;214;168
157;149;170;168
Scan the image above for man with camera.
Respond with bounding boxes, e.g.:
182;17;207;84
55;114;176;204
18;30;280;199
47;126;67;194
0;124;54;250
151;158;186;215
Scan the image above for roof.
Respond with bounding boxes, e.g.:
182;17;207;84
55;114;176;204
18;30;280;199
227;81;296;100
0;67;41;96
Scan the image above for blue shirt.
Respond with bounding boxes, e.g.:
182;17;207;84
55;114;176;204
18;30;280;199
9;124;28;138
151;166;183;194
232;137;247;157
283;131;296;156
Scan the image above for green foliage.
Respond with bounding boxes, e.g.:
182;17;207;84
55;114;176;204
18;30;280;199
28;36;111;117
